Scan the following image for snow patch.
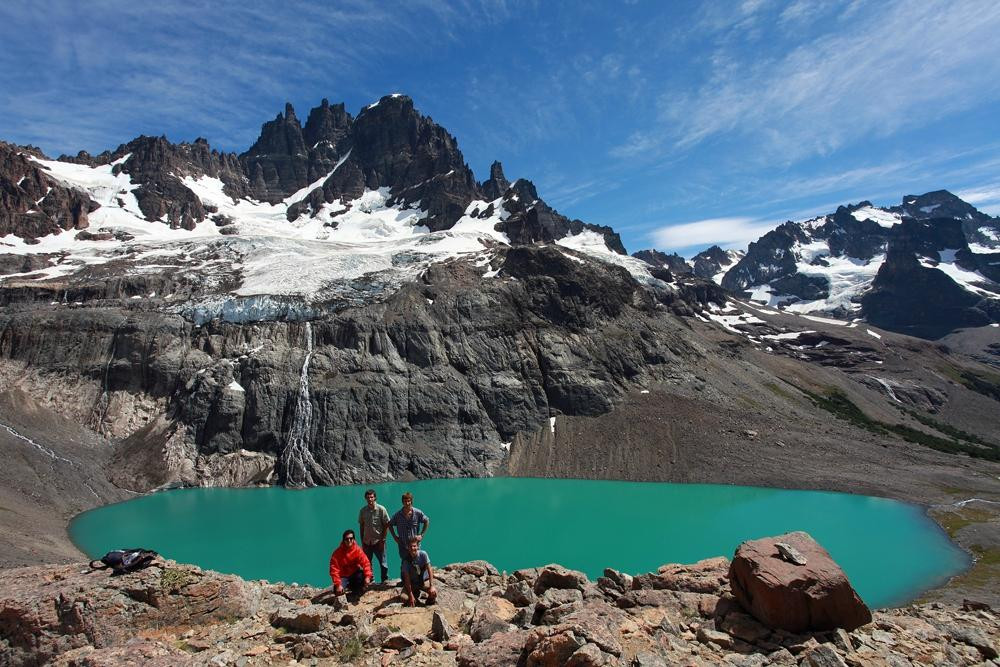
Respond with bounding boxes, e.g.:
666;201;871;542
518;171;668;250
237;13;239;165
798;314;847;326
851;206;902;228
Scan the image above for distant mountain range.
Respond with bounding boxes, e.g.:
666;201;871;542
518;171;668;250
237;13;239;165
633;190;1000;339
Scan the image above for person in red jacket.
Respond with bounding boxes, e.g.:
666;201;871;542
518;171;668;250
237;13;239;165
329;529;373;595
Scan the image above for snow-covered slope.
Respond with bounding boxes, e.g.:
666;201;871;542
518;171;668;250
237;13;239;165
719;192;1000;338
0;141;641;314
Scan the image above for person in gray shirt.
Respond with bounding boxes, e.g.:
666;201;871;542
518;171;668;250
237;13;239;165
358;489;390;583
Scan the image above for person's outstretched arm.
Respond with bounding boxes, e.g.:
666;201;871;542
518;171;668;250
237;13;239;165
329;553;342;593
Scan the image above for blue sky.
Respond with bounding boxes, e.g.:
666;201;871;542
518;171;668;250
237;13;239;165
2;0;999;256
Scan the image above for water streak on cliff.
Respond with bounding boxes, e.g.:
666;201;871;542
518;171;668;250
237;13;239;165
278;322;328;487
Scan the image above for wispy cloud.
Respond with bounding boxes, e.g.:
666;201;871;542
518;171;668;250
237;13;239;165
0;0;516;155
648;0;1000;162
649;217;778;251
957;184;1000;206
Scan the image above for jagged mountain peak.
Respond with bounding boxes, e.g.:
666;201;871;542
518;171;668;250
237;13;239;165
717;189;999;338
481;160;510;200
0;92;645;315
632;244;743;284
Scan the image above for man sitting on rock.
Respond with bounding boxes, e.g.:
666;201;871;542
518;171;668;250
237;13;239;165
401;536;437;607
329;529;373;596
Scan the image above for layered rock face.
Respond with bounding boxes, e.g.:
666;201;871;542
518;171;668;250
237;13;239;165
2;542;996;666
0;245;713;490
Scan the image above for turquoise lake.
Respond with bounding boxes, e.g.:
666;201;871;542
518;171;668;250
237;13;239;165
69;478;968;608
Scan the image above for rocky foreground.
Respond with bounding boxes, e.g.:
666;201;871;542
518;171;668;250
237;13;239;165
2;535;998;667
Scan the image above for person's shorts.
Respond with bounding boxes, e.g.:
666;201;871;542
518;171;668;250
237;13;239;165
401;568;430;587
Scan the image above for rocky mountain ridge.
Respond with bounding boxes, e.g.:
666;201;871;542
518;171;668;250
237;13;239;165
632;246;744;284
648;191;1000;340
6;94;622;251
1;93;1000;501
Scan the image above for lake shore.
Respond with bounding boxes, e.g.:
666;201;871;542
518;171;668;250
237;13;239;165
3;384;999;608
3;553;998;666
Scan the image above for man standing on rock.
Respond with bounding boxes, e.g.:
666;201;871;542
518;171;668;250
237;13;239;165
329;529;373;596
388;491;429;565
401;536;437;607
358;489;390;583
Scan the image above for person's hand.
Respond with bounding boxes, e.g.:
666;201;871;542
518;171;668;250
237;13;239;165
416;534;423;543
334;585;344;596
407;594;416;607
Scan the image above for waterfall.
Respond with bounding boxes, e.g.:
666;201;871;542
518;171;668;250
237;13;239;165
288;321;315;453
90;325;120;435
280;322;328;487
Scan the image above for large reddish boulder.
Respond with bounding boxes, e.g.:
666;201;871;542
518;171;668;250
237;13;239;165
728;531;872;632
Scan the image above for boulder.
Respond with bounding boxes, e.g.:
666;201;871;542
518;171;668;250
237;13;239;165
503;579;537;607
525;629;586;665
534;564;589;595
456;630;530;667
728;532;871;633
430;610;453;642
800;642;848;667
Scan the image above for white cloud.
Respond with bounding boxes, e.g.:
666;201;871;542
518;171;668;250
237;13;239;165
658;0;1000;162
649;216;778;251
956;184;1000;206
609;131;662;159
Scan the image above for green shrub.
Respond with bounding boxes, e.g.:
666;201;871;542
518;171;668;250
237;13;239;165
160;567;194;592
796;386;1000;461
339;635;363;663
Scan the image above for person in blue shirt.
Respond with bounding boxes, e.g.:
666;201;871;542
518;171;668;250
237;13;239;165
388;491;429;561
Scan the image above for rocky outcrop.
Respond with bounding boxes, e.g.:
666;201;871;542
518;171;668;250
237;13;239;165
723;221;810;292
499;178;626;254
0;141;100;241
691;245;743;281
895;189;1000;247
862;219;1000;339
112;135;248;229
2;541;996;667
729;531;872;633
632;248;691;276
481;160;510;201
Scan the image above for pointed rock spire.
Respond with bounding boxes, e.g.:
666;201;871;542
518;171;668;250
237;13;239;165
482;160;510;200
